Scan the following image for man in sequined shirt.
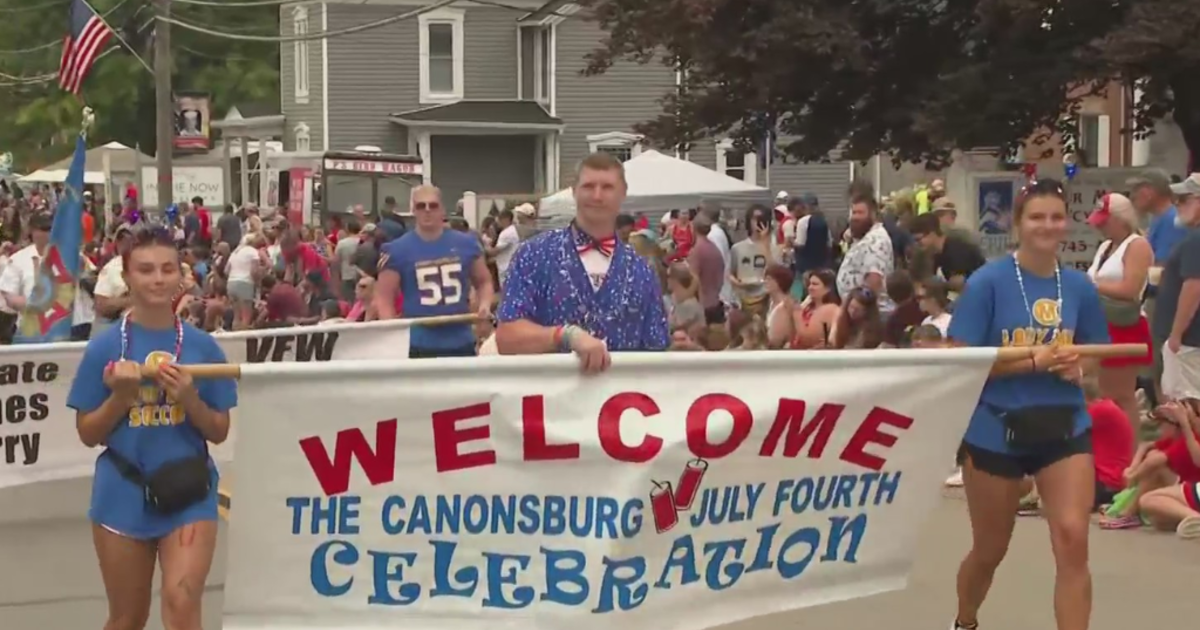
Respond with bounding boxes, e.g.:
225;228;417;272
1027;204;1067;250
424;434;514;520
496;153;669;372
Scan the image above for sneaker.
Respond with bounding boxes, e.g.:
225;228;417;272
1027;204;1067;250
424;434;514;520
951;620;979;630
1177;515;1200;539
1099;514;1143;530
945;468;964;487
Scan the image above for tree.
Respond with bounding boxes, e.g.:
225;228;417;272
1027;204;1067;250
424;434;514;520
580;0;1196;169
0;0;280;170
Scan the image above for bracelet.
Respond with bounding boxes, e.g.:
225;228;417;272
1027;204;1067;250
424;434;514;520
1029;356;1037;372
560;325;579;352
552;325;564;349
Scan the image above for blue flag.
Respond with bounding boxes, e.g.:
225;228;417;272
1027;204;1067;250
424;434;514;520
14;135;85;343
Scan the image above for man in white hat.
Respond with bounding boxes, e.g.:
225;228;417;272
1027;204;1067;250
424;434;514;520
489;204;535;286
1156;173;1200;401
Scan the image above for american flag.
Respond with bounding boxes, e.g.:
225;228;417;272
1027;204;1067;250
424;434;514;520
58;0;113;94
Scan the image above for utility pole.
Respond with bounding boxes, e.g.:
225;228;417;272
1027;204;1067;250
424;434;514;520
153;0;173;211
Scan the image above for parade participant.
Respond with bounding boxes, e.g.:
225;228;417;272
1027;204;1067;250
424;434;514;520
947;179;1110;630
66;227;237;630
375;185;492;358
495;152;669;372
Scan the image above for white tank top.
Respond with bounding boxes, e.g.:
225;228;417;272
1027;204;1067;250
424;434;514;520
1087;234;1142;284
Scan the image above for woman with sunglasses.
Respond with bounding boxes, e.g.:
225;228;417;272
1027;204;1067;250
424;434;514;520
947;179;1110;630
67;228;238;630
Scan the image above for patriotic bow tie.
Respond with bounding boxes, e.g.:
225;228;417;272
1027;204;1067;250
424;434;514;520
574;231;617;258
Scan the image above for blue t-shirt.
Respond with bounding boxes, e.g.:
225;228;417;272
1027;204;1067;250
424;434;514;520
1147;206;1188;263
381;230;481;350
947;256;1110;454
67;321;238;540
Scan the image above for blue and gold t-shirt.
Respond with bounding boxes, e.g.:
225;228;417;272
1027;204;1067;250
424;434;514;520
67;321;238;539
947;256;1110;454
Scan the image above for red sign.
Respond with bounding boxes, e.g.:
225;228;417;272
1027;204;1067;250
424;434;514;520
323;159;422;175
288;168;311;226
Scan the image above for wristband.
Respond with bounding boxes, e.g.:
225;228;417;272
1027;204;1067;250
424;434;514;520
552;325;564;349
560;325;580;352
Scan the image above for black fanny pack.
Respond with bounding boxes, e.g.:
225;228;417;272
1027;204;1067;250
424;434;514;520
988;404;1078;449
104;448;212;515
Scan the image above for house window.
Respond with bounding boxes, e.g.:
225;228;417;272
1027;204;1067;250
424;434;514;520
537;26;551;103
587;131;643;162
419;8;465;104
519;24;554;104
1077;113;1110;168
293;7;309;103
716;139;758;184
294;123;311;152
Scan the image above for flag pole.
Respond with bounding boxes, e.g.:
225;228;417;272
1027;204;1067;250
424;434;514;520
81;0;154;76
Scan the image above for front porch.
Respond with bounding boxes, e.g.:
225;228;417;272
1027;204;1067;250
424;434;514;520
389;101;563;206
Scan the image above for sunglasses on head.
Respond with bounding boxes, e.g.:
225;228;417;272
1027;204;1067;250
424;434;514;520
414;201;441;211
132;226;175;246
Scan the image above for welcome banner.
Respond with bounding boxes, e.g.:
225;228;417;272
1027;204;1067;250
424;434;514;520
223;349;995;630
0;320;413;490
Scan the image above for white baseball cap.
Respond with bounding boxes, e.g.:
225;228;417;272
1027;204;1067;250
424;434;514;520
775;191;789;200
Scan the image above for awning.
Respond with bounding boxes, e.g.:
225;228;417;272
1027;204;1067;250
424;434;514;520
389;101;563;132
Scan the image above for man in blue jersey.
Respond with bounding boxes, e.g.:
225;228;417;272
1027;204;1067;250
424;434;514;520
374;185;493;358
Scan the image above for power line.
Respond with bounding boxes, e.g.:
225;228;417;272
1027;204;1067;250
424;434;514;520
0;46;118;86
161;0;457;42
173;0;294;6
0;0;131;55
0;0;69;13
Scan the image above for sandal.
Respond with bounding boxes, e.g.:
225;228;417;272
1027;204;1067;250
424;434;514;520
1016;498;1040;517
1177;516;1200;539
1099;514;1143;530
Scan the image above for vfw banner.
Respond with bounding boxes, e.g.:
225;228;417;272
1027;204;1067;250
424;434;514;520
0;319;413;490
224;349;995;630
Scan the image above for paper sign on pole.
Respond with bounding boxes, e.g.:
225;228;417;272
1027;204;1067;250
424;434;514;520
0;319;413;491
223;349;995;630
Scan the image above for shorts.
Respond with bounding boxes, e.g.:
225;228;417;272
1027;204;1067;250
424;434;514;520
1162;343;1200;401
960;431;1093;479
1102;317;1153;368
409;344;477;359
704;305;726;325
227;280;256;303
1184;482;1200;512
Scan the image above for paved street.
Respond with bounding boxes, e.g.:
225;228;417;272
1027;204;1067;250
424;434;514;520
1;480;1198;629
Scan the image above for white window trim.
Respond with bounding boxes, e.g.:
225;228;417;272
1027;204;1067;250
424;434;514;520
418;8;465;105
293;7;310;104
587;131;644;158
716;138;757;185
294;122;311;152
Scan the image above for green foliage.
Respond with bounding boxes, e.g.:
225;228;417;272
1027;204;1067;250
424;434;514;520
580;0;1200;168
0;0;279;171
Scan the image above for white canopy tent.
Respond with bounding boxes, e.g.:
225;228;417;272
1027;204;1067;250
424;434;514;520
18;141;149;185
538;149;773;219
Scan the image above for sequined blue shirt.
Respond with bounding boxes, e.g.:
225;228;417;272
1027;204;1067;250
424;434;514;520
497;227;670;351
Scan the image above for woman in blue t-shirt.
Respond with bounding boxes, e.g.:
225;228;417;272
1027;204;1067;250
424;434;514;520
946;179;1109;630
68;228;238;630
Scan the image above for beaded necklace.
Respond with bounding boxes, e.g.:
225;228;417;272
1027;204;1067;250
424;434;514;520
119;311;183;405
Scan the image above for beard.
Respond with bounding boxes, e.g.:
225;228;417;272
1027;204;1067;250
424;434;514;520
849;218;873;240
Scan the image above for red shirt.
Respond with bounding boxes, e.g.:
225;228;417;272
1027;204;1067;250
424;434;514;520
197;207;212;241
1155;429;1200;483
266;283;307;322
1089;399;1134;490
668;223;695;262
287;242;330;282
